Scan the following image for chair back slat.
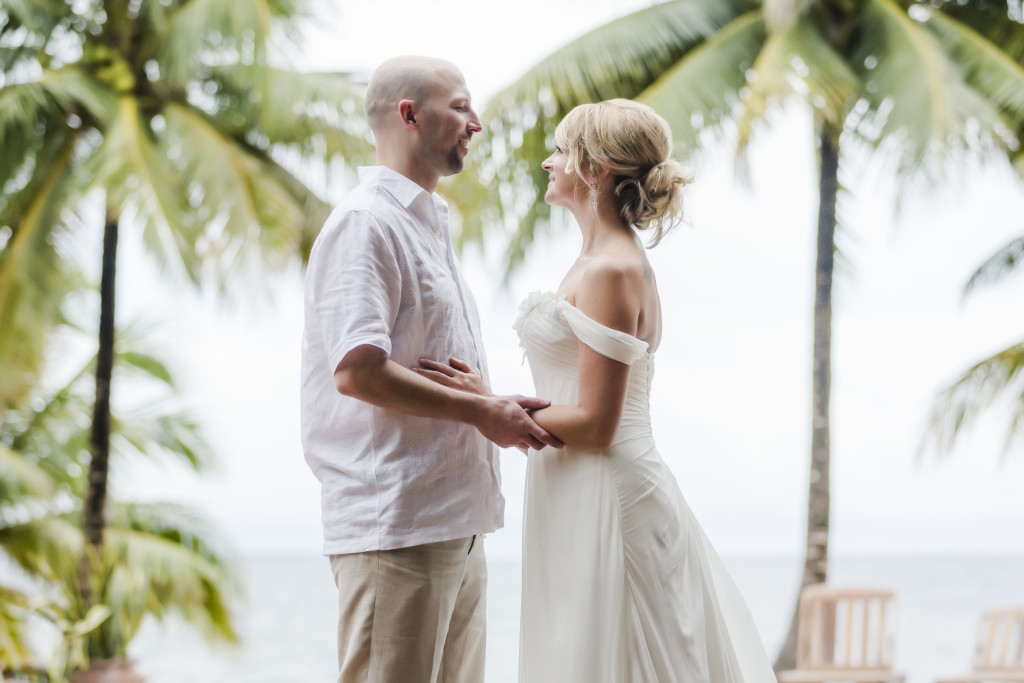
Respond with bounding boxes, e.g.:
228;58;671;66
795;586;898;671
974;609;1024;671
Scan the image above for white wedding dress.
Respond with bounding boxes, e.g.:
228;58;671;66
514;291;776;683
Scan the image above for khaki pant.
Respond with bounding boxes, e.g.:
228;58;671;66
329;536;487;683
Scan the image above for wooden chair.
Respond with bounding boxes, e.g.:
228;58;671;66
937;608;1024;683
777;585;905;683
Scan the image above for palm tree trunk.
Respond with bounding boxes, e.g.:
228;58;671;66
774;119;839;671
78;209;119;603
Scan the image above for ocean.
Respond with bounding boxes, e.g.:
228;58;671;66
126;550;1024;683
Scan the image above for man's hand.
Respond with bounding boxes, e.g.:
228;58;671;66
475;395;565;451
413;357;491;396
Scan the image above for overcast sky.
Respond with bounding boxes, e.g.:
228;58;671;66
110;0;1024;560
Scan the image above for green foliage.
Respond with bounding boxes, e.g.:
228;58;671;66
927;340;1024;459
964;235;1024;294
0;0;370;395
452;0;1024;275
0;326;238;676
927;229;1024;458
0;2;369;671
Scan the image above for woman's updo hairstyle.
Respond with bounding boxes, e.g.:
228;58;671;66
554;99;690;245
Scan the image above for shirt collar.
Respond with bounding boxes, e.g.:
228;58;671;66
358;166;435;208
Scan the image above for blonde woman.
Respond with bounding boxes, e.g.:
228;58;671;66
418;99;775;682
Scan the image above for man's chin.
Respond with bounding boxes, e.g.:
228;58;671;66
441;158;465;176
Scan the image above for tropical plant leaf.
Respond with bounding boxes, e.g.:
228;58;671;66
248;68;374;165
848;0;1003;178
735;16;860;150
926;0;1024;66
0;583;35;672
640;10;767;152
488;0;756;115
926;340;1024;459
162;102;304;280
91;503;239;655
0;0;66;49
0;446;54;503
964;234;1024;295
117;351;174;387
86;96;199;281
112;402;210;472
158;0;300;90
0;67;115;157
249;146;335;261
0;135;79;410
921;9;1024;129
0;516;81;582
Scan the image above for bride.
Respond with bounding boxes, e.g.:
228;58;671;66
419;99;775;683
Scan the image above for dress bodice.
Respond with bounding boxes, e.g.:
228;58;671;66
513;290;653;413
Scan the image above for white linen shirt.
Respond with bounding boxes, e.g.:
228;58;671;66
301;166;503;556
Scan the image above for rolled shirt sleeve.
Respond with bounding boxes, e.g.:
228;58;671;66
310;210;402;373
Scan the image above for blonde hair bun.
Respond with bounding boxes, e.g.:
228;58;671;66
555;99;691;245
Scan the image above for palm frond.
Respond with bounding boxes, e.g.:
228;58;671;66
254;68;374;164
0;583;33;672
926;1;1024;65
488;0;755;115
734;16;860;150
0;516;81;582
158;0;300;90
93;503;239;654
112;403;210;472
922;10;1024;134
849;0;1002;177
0;447;54;504
0;67;115;153
0;135;79;410
964;234;1024;295
763;0;816;32
248;147;334;261
926;340;1024;459
0;0;67;50
86;96;198;281
116;351;174;387
163;102;304;280
5;322;199;488
640;10;767;152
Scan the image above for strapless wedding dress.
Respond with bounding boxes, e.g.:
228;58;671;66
514;291;775;683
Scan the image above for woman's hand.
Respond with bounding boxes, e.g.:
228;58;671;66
413;357;492;396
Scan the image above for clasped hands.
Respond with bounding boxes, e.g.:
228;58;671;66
414;357;563;452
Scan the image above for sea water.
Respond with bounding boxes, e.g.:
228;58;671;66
128;550;1024;683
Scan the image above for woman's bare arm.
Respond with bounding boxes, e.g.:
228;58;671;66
529;260;645;450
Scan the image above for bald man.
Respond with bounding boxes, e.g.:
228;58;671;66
300;56;561;683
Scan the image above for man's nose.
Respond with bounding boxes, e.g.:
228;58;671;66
468;109;482;133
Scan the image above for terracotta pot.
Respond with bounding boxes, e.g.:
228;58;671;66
69;659;144;683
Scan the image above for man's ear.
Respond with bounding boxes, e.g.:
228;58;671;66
398;100;418;130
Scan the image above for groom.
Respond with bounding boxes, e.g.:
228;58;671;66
300;56;561;683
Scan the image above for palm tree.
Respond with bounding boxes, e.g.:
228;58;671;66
0;0;372;619
1;325;237;679
927;232;1024;458
453;0;1024;666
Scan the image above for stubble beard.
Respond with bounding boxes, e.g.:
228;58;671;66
438;145;465;177
422;135;465;178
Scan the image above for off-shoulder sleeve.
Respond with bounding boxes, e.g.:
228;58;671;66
557;301;649;366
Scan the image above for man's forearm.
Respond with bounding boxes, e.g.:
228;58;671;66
336;352;487;425
334;344;560;451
